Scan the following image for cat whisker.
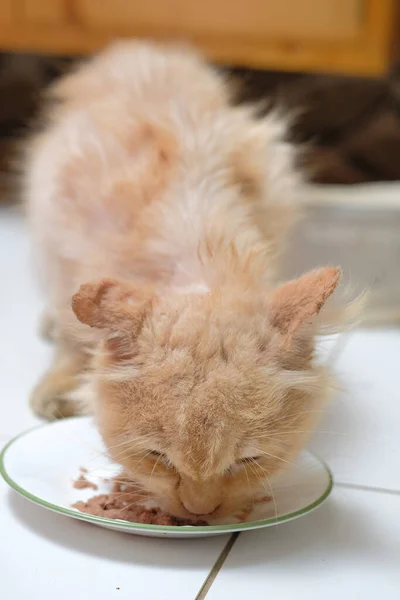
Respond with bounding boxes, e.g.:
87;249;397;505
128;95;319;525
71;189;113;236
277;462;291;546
246;458;265;487
264;475;278;524
244;459;277;522
103;489;149;508
281;409;329;420
256;429;350;438
118;497;156;513
104;432;155;449
256;430;388;447
130;450;154;471
107;496;150;511
84;435;155;464
109;476;144;486
105;434;154;451
85;451;154;481
82;446;145;467
148;454;163;485
254;449;299;470
108;447;152;462
248;457;273;479
242;461;252;495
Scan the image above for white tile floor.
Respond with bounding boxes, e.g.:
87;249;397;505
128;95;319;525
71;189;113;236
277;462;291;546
1;205;399;599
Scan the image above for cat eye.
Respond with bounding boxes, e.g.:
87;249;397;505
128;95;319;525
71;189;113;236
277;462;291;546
226;456;263;476
148;450;176;471
149;450;166;459
237;456;262;464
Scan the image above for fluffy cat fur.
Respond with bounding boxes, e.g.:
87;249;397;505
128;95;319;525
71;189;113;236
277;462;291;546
25;40;344;521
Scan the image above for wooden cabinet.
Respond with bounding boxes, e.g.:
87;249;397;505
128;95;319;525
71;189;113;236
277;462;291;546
0;0;13;23
77;0;361;39
21;0;65;24
0;0;397;76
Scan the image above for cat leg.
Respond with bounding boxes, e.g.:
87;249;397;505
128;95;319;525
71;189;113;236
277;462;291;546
30;347;90;420
39;311;57;342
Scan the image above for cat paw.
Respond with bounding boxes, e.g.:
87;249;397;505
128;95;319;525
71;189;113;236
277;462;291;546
39;312;56;342
29;349;89;420
30;388;82;420
29;370;83;420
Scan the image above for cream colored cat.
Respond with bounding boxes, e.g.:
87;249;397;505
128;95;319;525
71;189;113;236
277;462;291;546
25;40;343;520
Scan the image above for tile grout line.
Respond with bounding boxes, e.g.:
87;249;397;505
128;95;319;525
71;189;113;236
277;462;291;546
336;481;400;497
195;533;239;600
195;479;399;600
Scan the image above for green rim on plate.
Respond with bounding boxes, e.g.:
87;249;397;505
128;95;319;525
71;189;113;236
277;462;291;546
0;421;333;534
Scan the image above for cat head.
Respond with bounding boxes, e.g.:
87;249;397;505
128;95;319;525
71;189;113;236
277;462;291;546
72;267;340;521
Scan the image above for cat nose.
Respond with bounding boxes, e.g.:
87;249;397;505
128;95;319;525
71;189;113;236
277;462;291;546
178;475;222;515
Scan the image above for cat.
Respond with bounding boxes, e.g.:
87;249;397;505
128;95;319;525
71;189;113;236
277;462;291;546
25;40;345;521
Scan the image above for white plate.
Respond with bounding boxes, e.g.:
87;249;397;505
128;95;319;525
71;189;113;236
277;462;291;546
0;417;333;538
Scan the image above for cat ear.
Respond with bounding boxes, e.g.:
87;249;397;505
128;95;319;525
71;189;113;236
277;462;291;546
268;267;341;338
71;278;152;334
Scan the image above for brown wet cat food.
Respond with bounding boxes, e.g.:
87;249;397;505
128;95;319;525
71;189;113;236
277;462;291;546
72;474;98;490
72;481;207;526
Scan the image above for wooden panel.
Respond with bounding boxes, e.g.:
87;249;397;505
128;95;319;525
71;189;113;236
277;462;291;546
22;0;65;24
77;0;362;40
0;25;387;76
0;0;15;22
0;0;396;77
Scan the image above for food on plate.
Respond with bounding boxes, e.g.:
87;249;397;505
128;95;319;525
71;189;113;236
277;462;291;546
72;474;98;490
72;479;208;526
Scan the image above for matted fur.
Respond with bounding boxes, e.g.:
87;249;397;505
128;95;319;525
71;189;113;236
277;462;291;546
26;40;346;521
